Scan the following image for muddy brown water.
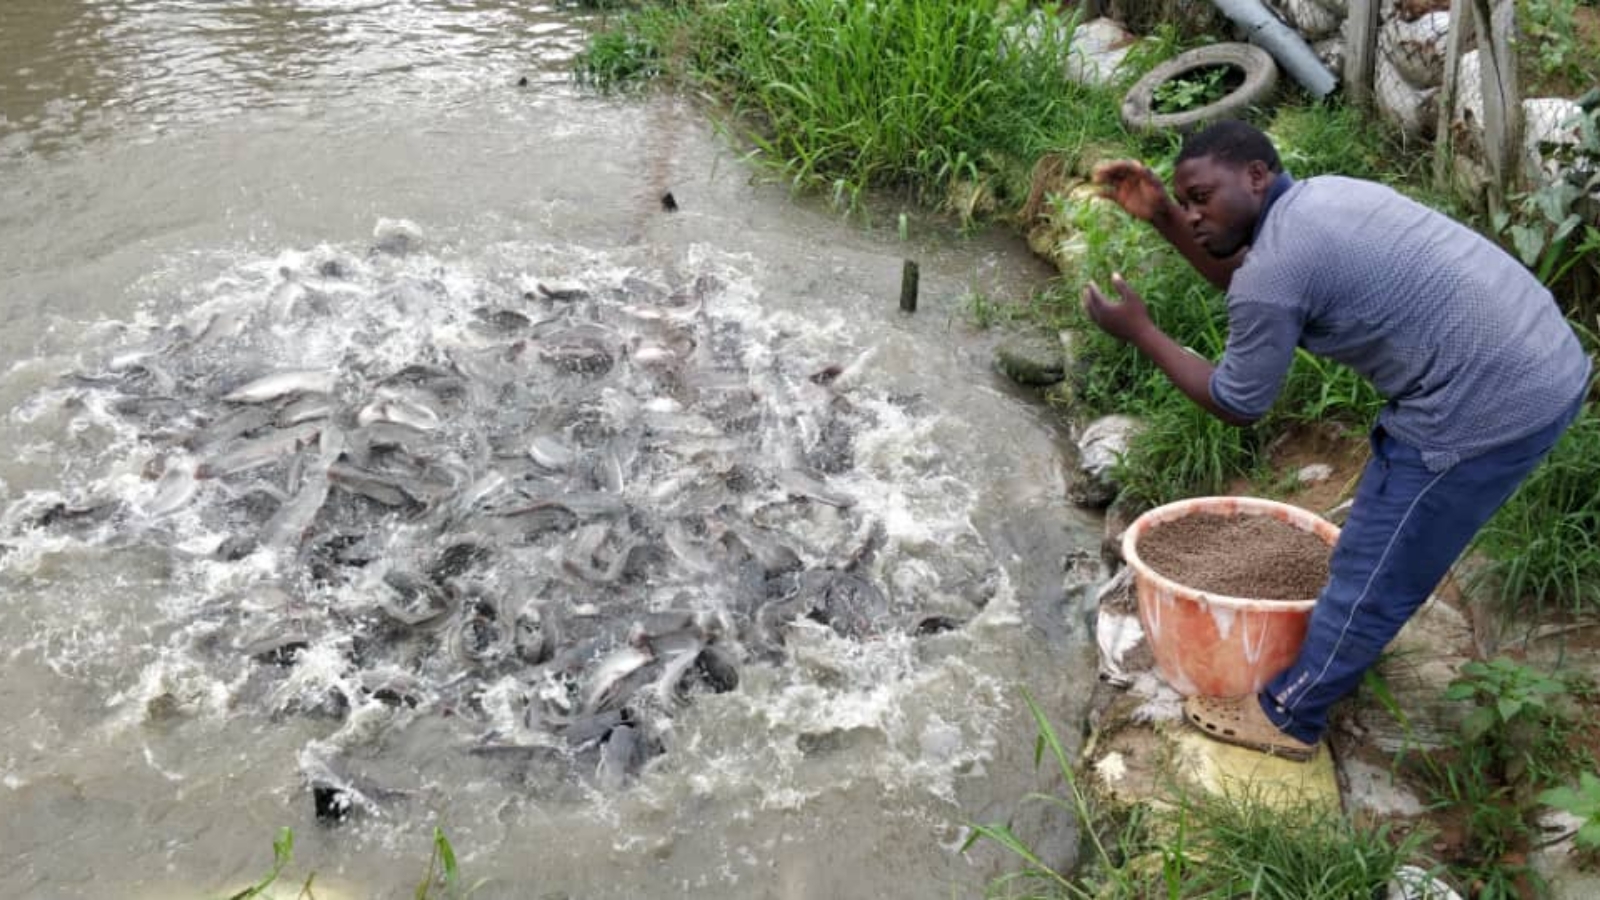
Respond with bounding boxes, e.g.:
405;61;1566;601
0;3;1102;898
1137;513;1332;600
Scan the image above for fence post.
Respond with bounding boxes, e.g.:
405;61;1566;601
1432;0;1473;191
1344;0;1380;109
1471;0;1523;212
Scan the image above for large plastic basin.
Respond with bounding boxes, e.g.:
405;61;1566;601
1121;496;1338;698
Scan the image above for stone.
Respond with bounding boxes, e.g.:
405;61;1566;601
1169;729;1342;812
1296;462;1334;485
994;336;1066;386
1339;593;1475;753
1068;414;1143;508
1065;17;1139;87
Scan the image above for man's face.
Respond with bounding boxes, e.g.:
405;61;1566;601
1172;155;1273;258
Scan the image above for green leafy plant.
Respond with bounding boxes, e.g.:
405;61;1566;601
1521;0;1584;82
1448;658;1572;744
1446;656;1592;787
1492;99;1600;294
1493;178;1600;286
1539;770;1600;851
1151;64;1229;114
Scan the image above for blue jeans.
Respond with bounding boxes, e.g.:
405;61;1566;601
1260;394;1587;744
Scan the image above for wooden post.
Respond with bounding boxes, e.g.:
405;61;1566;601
1471;0;1523;212
899;260;919;313
1344;0;1381;110
1433;0;1474;191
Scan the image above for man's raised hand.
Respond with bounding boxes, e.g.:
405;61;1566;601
1081;273;1154;345
1091;160;1170;223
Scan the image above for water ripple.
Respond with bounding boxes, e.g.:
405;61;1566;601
0;0;591;155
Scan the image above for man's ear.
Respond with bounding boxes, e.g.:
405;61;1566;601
1247;159;1273;195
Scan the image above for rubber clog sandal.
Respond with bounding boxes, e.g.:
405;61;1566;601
1183;694;1318;762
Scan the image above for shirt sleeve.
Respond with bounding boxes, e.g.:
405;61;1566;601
1208;301;1303;421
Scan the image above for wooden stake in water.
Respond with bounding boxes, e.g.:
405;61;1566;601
899;259;918;313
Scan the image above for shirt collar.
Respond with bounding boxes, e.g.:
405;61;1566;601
1251;171;1295;244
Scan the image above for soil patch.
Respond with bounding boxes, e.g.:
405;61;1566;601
1136;512;1331;599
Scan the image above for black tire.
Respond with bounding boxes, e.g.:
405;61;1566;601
1120;43;1279;134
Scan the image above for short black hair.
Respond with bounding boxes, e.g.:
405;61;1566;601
1176;120;1282;173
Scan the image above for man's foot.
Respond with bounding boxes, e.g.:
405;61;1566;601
1182;694;1318;762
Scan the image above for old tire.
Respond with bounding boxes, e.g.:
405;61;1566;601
1121;43;1279;134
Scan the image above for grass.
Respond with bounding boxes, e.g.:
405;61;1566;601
574;1;1149;221
1469;402;1600;618
964;691;1428;899
226;826;482;900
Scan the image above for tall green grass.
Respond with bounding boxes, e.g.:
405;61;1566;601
576;0;1138;217
1471;402;1600;617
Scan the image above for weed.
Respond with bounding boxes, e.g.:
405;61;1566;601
226;828;294;900
1470;404;1600;618
1444;656;1593;787
1522;0;1585;83
574;28;662;88
1388;657;1595;896
1151;64;1230;114
964;290;1013;329
1539;770;1600;851
226;827;483;900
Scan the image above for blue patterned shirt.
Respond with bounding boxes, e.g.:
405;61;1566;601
1210;175;1591;470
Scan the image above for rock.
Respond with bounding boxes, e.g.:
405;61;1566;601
1339;593;1475;753
993;336;1065;386
1387;864;1465;899
1069;414;1143;508
1296;462;1334;485
1065;17;1138;87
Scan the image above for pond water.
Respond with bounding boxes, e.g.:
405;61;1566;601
0;3;1102;897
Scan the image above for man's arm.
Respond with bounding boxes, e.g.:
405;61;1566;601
1082;275;1254;426
1093;160;1244;292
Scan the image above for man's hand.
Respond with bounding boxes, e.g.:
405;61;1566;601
1091;160;1171;223
1082;273;1154;345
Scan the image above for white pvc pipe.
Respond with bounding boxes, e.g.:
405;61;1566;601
1210;0;1338;98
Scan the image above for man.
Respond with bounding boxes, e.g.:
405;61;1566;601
1082;119;1591;760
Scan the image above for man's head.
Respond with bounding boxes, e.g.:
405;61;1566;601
1173;120;1283;258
